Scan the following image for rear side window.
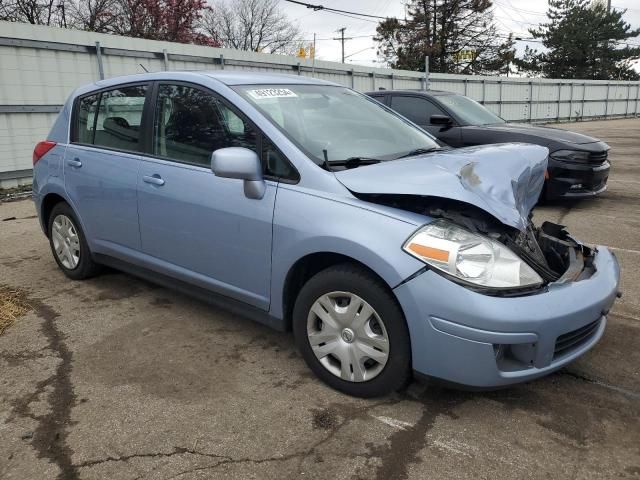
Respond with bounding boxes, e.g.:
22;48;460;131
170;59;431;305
74;84;148;151
94;86;147;151
77;94;100;144
390;96;445;125
153;84;257;167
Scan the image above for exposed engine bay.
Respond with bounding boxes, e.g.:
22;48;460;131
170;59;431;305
358;194;595;287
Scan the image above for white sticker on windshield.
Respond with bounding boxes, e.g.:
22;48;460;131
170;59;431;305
247;88;298;100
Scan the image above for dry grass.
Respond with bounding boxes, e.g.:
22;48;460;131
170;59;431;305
0;285;31;336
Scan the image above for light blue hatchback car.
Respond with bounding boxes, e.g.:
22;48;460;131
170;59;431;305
33;71;621;397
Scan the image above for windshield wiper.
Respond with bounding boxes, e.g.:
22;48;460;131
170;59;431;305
327;157;382;168
395;147;441;159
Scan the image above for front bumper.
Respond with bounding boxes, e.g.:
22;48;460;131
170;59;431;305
394;247;620;388
546;159;610;199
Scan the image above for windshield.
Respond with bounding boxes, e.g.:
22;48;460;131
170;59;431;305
438;95;505;126
234;84;440;165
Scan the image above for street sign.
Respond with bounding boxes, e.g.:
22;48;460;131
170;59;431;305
454;50;477;62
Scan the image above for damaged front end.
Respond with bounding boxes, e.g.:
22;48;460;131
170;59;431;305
359;194;594;296
505;220;594;285
334;143;596;296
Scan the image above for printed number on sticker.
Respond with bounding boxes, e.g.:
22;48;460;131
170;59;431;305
247;88;298;99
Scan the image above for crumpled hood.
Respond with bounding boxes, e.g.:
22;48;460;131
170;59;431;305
335;143;549;231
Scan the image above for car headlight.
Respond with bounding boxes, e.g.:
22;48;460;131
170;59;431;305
403;220;543;289
550;149;590;163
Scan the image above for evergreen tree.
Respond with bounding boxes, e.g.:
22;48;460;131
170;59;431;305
515;0;640;80
374;0;515;75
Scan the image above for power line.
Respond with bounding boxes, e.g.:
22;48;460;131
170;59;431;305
284;0;544;43
494;0;548;17
344;46;375;60
263;34;376;45
493;8;538;32
371;0;394;18
351;0;393;34
293;34;376;42
283;0;396;20
492;9;517;32
493;2;540;27
319;10;380;24
284;0;639;49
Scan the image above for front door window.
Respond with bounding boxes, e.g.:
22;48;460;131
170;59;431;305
153;84;257;167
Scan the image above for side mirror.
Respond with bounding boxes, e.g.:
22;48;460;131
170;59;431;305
430;115;453;126
211;147;265;200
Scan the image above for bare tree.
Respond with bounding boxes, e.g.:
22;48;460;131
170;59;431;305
1;0;218;45
202;0;302;55
66;0;120;32
0;0;67;26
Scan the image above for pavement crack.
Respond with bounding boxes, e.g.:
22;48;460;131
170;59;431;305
8;298;79;480
86;399;400;479
75;446;233;469
560;369;640;400
76;445;318;478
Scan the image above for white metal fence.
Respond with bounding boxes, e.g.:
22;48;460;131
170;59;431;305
1;21;639;187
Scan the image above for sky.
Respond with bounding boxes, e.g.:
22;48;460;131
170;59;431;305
279;0;640;68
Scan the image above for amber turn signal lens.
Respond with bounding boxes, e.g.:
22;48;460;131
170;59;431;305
407;243;449;262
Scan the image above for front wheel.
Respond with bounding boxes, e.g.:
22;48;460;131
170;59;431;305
293;264;411;397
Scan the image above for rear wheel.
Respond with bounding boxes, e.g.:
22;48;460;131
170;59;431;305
48;202;100;280
293;264;411;397
538;181;549;204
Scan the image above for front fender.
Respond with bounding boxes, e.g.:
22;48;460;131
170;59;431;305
269;186;426;320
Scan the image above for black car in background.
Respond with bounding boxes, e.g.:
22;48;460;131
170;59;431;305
367;89;610;200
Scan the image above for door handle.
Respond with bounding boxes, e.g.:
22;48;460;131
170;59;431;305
67;158;82;168
142;174;165;186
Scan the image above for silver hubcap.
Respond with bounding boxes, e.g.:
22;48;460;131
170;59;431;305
307;291;389;383
52;214;80;270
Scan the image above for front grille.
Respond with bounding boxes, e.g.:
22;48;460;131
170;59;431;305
554;319;601;358
587;151;608;165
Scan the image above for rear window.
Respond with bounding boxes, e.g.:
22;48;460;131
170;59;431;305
437;94;505;126
74;85;148;151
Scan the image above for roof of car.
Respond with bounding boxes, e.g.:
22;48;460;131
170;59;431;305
366;89;455;96
88;70;339;92
202;71;338;86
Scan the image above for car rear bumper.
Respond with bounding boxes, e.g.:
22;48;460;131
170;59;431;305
546;159;610;199
394;247;620;388
32;187;47;235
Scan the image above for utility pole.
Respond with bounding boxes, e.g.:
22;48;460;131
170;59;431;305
424;56;429;90
334;27;351;63
607;0;611;11
312;33;316;76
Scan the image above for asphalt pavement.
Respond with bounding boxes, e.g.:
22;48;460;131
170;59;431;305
1;118;639;479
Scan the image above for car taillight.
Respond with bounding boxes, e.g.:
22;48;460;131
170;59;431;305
33;141;57;165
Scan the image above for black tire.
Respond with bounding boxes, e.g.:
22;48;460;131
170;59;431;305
47;202;101;280
538;180;549;204
292;263;411;397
